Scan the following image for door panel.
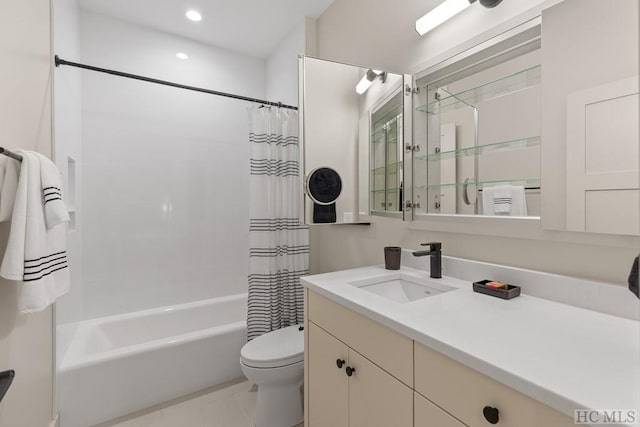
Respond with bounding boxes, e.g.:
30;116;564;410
348;349;412;427
308;322;349;427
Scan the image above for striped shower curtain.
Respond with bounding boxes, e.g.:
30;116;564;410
247;106;309;340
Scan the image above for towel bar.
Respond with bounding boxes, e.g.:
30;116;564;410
0;147;22;162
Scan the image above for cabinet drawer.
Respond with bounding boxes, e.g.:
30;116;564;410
415;343;574;427
415;392;467;427
308;291;413;387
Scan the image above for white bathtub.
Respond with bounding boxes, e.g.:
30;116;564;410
57;293;248;427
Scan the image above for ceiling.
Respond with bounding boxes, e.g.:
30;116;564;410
79;0;334;58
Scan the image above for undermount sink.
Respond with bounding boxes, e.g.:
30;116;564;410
348;273;456;303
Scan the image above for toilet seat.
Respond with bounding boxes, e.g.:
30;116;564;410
240;325;304;368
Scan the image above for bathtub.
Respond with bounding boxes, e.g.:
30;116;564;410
57;293;248;427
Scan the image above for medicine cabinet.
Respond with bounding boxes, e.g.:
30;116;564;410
411;22;542;219
301;0;639;235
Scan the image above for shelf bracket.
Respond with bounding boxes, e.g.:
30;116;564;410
405;84;420;96
405;144;421;152
405;200;421;210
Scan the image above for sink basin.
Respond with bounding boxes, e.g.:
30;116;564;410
349;273;456;303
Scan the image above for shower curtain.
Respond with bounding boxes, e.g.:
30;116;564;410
247;106;309;340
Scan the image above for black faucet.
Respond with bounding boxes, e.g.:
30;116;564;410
412;242;442;279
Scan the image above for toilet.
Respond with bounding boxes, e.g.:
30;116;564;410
240;325;304;427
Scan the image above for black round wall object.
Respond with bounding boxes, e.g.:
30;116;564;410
479;0;503;8
306;167;342;205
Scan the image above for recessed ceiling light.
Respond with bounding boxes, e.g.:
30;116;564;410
186;10;202;21
176;52;189;60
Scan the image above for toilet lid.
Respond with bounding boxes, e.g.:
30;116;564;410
241;325;304;368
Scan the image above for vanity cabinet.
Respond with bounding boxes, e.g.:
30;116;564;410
414;342;574;427
306;291;413;427
306;289;576;427
307;322;412;427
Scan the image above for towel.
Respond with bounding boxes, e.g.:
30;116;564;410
482;187;496;215
482;184;528;216
36;152;70;227
492;185;512;214
509;185;528;216
0;156;19;222
0;151;70;313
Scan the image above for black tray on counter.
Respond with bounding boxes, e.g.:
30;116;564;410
473;280;521;300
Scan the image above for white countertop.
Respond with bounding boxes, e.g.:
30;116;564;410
301;265;640;426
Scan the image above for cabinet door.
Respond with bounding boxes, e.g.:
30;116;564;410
415;392;466;427
348;349;413;427
415;343;575;427
308;322;349;427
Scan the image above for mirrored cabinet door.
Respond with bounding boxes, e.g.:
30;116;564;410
370;91;403;215
301;56;407;224
412;23;542;219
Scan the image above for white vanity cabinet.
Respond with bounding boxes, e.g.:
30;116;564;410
306;291;413;427
414;343;574;427
305;289;576;427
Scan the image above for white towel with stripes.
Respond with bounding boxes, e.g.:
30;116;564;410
482;184;528;216
492;185;512;214
0;151;70;313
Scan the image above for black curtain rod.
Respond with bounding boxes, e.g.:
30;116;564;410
54;55;298;111
478;186;540;191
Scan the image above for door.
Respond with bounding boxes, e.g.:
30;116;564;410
307;322;349;427
414;392;466;427
348;349;413;427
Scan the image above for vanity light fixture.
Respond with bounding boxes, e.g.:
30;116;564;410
176;52;189;60
356;69;387;95
186;10;202;22
415;0;503;36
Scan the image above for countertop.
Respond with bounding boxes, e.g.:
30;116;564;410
301;265;640;426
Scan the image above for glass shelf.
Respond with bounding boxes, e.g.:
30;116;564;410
373;135;398;144
415;65;541;114
371;161;401;175
371;187;401;193
416;136;540;161
416;178;540;190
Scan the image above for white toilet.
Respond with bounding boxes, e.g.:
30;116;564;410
240;325;304;427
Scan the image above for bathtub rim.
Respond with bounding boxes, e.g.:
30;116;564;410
58;293;248;372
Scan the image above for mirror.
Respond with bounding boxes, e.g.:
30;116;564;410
412;25;541;218
301;56;405;224
370;91;404;216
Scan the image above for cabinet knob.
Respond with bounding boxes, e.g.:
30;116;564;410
336;359;345;369
483;406;500;424
345;366;356;377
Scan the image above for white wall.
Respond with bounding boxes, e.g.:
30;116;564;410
77;11;265;320
310;0;640;285
316;0;561;74
266;22;305;107
53;0;83;329
0;0;55;425
266;17;318;107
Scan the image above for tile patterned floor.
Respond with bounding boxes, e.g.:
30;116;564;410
98;380;303;427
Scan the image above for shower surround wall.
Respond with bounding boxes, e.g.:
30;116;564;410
76;10;265;320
